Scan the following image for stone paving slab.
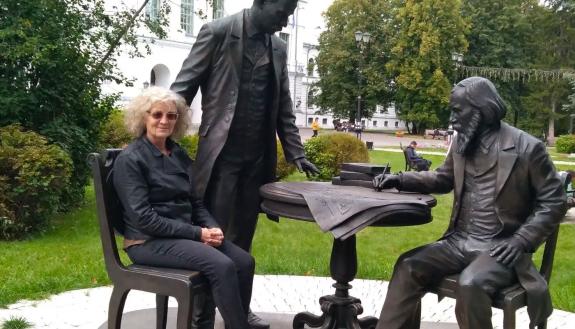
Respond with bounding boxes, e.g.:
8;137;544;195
1;275;574;328
98;309;459;329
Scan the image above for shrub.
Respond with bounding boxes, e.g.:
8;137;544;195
276;139;297;180
179;134;200;159
178;135;296;180
0;124;73;240
556;135;575;154
304;132;369;181
98;109;132;149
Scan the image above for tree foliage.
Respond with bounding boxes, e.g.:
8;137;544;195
521;1;575;139
565;75;575;113
314;0;394;122
315;0;575;138
461;0;537;127
388;0;468;134
0;0;169;207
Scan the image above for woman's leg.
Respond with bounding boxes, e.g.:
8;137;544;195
215;240;255;315
126;239;252;329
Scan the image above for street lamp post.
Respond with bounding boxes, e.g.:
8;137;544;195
355;31;371;140
451;52;463;85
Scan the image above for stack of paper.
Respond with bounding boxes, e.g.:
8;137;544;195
332;162;391;188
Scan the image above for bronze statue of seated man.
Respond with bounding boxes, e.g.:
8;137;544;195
373;77;567;329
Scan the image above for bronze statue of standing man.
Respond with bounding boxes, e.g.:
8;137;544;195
171;1;318;328
373;77;567;329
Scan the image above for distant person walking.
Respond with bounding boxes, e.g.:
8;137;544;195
354;123;363;139
311;118;320;137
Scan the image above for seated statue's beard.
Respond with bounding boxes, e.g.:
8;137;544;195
455;111;482;155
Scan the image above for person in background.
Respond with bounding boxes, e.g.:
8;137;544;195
113;87;255;329
373;77;567;329
311;118;320;137
405;140;432;171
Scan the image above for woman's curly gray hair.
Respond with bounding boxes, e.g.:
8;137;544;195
124;86;191;140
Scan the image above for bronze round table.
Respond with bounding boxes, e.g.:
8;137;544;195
260;182;436;329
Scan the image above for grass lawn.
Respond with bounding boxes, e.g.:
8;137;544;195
1;150;574;312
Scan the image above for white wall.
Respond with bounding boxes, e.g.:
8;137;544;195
103;0;405;130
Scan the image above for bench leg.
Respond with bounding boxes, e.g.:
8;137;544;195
502;306;516;329
176;295;194;329
156;294;169;329
108;286;130;329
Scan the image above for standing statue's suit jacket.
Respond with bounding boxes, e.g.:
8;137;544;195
171;10;305;200
400;122;567;326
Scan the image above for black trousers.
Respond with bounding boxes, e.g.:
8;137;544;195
376;234;516;329
414;159;431;171
205;154;265;252
126;239;254;329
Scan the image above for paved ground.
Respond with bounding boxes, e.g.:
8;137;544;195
2;275;575;328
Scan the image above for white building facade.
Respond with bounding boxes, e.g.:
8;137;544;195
103;0;405;131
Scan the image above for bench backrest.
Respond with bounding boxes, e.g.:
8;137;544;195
399;143;414;171
89;149;125;276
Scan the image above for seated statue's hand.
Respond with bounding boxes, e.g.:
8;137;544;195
294;157;320;177
490;236;529;267
373;174;401;192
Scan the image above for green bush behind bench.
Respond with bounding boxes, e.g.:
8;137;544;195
0;124;72;240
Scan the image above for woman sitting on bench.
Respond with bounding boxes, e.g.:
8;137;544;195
113;87;254;329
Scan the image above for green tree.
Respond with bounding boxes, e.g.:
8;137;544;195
518;1;575;142
461;0;537;127
565;75;575;113
0;0;169;207
388;0;468;134
314;0;394;122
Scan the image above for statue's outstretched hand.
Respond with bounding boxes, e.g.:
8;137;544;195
490;236;529;267
373;174;401;192
294;157;320;177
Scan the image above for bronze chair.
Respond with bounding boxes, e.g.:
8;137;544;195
89;149;209;329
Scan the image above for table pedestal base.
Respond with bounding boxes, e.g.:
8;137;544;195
293;282;378;329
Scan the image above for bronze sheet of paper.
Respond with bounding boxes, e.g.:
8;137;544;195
270;182;431;235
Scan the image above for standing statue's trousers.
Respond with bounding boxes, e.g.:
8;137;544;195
205;154;265;252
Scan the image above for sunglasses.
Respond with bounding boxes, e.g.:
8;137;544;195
147;111;179;121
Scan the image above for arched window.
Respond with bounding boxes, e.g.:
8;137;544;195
307;58;315;76
307;89;314;108
150;64;171;88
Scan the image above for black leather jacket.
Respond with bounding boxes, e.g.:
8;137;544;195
113;136;219;241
